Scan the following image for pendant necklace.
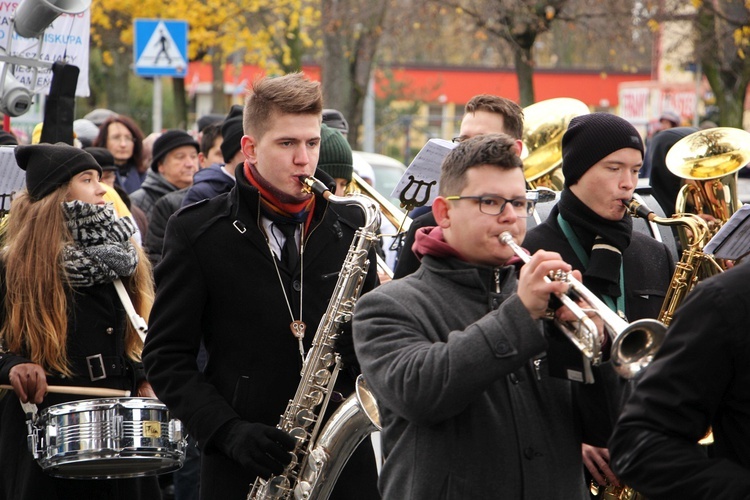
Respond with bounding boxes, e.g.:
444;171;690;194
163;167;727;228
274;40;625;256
269;222;306;363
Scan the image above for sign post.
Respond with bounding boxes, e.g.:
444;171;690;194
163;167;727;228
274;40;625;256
134;19;188;133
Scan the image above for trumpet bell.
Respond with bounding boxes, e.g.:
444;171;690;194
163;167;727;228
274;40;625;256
665;127;750;180
522;98;590;187
610;319;667;379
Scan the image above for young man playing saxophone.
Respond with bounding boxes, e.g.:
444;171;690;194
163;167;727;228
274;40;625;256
353;133;594;498
143;73;379;499
523;113;675;494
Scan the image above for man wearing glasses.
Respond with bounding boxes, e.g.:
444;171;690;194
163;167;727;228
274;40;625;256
353;133;591;499
393;94;524;279
523;113;674;496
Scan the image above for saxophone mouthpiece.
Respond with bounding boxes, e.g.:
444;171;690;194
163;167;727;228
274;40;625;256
625;197;655;221
300;176;332;199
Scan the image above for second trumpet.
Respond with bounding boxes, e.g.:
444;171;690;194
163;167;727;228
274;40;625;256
499;231;667;379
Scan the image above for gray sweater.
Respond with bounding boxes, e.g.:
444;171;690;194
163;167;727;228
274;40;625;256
353;255;588;499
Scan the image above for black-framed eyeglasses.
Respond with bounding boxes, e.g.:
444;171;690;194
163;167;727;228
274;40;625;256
452;136;466;144
444;194;536;217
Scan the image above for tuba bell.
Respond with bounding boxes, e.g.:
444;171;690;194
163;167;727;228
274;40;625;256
521;98;590;191
666;127;750;239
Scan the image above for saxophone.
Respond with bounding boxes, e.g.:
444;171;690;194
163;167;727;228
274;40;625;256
594;198;723;499
248;176;382;500
625;197;722;325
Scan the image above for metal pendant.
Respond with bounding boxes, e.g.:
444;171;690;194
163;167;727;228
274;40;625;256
290;320;307;339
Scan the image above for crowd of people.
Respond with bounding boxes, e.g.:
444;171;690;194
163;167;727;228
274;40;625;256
0;71;748;500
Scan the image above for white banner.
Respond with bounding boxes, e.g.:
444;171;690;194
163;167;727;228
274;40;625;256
0;4;90;97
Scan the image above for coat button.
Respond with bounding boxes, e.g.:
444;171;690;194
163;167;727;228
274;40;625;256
106;327;114;335
293;280;302;291
495;340;510;355
524;447;535;459
509;373;519;384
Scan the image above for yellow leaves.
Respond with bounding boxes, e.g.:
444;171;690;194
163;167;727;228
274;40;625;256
691;0;703;7
647;19;660;33
102;51;114;66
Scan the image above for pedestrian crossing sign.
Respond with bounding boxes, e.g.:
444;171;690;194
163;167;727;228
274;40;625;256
134;19;189;78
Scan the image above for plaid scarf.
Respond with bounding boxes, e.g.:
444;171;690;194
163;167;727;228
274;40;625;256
62;201;138;287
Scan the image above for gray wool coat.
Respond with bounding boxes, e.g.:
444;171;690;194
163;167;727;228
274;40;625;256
353;255;588;500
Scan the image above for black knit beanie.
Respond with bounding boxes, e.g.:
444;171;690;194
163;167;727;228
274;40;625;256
220;116;244;163
16;143;102;201
318;124;353;182
151;129;199;172
562;113;644;187
84;146;117;171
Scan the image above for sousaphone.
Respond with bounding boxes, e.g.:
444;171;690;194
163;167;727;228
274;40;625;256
521;98;590;190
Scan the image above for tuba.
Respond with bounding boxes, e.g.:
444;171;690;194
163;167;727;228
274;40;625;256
521;98;590;190
499;232;666;379
248;176;382;500
666;127;750;246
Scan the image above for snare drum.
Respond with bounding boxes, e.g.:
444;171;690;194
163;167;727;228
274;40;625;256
27;397;186;479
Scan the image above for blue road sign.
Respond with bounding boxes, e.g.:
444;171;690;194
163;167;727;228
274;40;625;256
134;19;189;78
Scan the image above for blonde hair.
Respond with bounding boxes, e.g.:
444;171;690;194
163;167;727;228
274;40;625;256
1;187;154;377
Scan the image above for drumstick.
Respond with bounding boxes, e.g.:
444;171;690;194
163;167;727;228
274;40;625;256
0;384;131;398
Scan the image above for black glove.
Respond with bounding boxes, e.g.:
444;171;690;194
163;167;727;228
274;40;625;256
215;419;296;479
334;320;360;373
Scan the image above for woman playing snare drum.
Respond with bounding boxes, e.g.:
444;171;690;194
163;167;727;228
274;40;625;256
0;144;159;499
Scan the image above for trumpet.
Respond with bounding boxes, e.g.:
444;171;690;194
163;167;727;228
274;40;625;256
499;232;667;379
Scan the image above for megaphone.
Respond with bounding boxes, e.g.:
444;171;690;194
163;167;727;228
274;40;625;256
12;0;92;39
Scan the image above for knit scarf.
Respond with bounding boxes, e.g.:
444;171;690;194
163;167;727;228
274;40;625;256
62;201;138;287
244;162;316;231
556;189;632;298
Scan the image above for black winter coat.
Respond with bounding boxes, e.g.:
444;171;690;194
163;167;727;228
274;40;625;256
0;277;159;500
523;208;675;445
143;167;380;499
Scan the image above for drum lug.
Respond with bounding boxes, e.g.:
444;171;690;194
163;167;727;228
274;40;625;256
169;419;184;443
25;417;41;459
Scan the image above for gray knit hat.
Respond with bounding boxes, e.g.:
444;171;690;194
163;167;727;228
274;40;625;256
562;113;644;187
16;143;102;201
318;124;353;182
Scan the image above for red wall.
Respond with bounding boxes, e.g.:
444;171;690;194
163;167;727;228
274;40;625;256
187;62;650;108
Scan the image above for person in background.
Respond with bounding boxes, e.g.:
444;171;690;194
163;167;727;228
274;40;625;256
198;122;224;169
73;119;100;148
393;94;524;279
93;115;147;194
0;129;18;146
130;130;199;219
142;73;380;500
317;124;353;196
354;133;589;499
609;259;750;499
322;108;349;138
658;111;681;130
84;146;144;246
0;143;157;500
181;112;242;208
646;127;698;217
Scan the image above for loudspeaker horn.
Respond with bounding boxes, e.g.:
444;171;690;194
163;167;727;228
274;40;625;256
13;0;92;39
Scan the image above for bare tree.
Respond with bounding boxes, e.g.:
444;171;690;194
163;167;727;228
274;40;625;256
321;0;390;147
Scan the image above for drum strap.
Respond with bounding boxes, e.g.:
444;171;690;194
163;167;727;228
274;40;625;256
113;279;148;343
